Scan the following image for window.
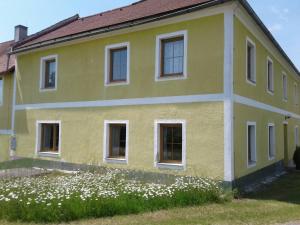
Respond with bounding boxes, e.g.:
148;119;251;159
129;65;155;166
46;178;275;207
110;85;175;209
247;122;256;167
36;121;61;155
155;30;187;81
40;55;57;90
294;83;298;105
0;77;3;105
267;57;274;93
154;120;186;169
103;121;128;163
283;73;288;101
246;38;256;84
296;126;299;146
268;124;275;160
105;43;130;86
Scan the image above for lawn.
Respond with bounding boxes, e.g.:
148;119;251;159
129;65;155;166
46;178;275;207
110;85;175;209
0;171;299;225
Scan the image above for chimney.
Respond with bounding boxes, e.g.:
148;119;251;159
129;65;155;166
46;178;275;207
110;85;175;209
14;25;28;42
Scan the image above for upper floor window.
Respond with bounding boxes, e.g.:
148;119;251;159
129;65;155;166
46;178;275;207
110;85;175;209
105;42;130;86
267;57;274;93
0;77;3;105
282;73;288;101
246;38;256;84
294;83;298;106
155;30;187;81
40;55;57;91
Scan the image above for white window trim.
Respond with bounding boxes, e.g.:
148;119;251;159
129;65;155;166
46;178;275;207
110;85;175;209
266;56;274;95
154;119;186;170
155;30;188;82
294;82;298;106
0;75;3;106
245;37;256;86
104;42;130;87
295;126;299;147
35;120;61;157
103;120;129;164
267;123;276;161
247;121;257;168
282;72;288;102
39;55;58;92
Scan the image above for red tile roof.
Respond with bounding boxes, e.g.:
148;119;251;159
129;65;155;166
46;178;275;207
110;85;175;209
15;0;213;48
0;40;15;75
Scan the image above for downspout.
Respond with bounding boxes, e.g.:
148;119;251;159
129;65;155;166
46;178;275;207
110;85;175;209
10;55;17;159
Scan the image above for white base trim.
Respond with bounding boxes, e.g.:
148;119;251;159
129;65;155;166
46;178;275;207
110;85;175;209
0;130;13;135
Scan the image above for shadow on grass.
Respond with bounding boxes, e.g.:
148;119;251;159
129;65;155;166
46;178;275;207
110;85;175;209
245;171;300;204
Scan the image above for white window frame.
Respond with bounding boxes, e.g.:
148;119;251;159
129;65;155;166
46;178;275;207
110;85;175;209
247;121;257;168
103;120;129;164
294;82;298;106
155;30;188;81
35;120;61;157
104;42;130;86
268;123;276;160
39;55;58;92
246;37;256;85
282;72;288;102
0;76;3;106
154;119;186;170
266;56;274;94
295;126;299;147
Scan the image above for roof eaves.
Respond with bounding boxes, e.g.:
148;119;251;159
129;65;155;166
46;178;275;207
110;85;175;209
239;0;300;76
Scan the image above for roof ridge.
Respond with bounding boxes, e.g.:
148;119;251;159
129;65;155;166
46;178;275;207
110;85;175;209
81;0;148;20
14;14;79;48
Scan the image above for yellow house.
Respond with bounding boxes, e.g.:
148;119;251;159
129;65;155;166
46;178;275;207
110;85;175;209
1;0;299;185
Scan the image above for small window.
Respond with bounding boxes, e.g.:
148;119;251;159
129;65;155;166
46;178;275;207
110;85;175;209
40;56;57;90
268;124;275;160
159;124;182;163
283;73;288;101
294;83;298;105
267;58;274;93
155;31;187;81
296;127;299;146
104;121;128;163
247;122;256;167
39;123;60;153
246;38;256;84
105;43;130;86
0;77;3;105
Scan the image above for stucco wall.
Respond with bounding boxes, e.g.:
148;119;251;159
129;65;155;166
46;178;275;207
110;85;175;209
0;72;13;130
14;102;224;178
0;135;10;162
16;14;224;105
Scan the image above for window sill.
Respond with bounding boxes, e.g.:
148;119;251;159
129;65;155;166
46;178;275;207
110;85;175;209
267;90;274;96
246;79;256;86
247;161;256;168
156;75;187;82
105;81;129;87
268;156;275;161
105;158;127;164
40;87;57;92
156;162;185;170
37;152;60;158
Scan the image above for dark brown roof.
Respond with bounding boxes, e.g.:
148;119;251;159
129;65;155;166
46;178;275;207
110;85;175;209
0;40;15;75
15;0;213;48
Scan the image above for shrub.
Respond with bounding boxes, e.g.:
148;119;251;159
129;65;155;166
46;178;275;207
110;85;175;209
293;146;300;170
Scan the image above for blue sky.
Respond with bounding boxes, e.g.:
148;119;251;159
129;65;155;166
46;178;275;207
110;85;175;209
0;0;299;69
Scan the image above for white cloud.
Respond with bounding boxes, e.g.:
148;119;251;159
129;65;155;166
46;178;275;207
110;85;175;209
268;23;283;33
270;6;289;22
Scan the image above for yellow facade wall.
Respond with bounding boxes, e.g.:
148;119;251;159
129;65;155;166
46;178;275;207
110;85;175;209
16;14;224;105
234;17;300;115
234;103;300;179
14;102;224;178
0;72;13;130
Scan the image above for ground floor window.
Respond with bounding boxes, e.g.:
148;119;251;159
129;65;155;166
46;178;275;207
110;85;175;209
268;124;275;160
247;122;256;167
104;121;128;163
37;121;61;154
154;120;186;169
